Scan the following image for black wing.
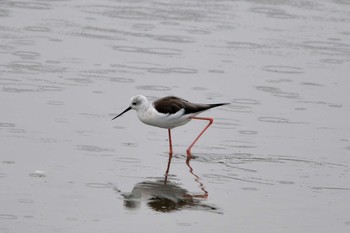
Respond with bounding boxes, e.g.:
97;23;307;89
153;96;228;115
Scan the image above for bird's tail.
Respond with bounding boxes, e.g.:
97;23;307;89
208;102;230;109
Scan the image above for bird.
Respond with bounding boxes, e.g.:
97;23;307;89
112;95;229;158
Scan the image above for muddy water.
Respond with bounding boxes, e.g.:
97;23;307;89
1;0;350;232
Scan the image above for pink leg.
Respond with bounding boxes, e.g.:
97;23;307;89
186;117;213;157
165;129;173;177
168;128;173;156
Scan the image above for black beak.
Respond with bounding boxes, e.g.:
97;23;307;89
112;106;131;120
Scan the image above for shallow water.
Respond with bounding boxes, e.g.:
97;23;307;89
1;0;350;232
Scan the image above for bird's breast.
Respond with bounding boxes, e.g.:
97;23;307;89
137;108;192;129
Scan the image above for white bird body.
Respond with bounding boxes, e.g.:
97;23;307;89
137;107;194;129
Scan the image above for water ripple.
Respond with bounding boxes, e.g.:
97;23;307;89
0;45;15;53
148;67;197;74
258;117;290;124
79;4;207;22
232;98;260;105
310;186;350;191
213;118;239;129
23;26;50;32
79;69;135;83
262;65;304;74
76;145;115;153
0;8;10;17
0;122;16;128
153;35;195;43
256;85;299;99
8;61;66;73
3;1;51;10
334;0;350;5
86;183;111;189
115;157;140;164
301;41;350;56
0;214;18;220
12;51;40;59
320;58;344;64
112;46;182;56
136;85;171;91
239;130;258;135
250;7;296;19
226;41;263;49
47;100;64;106
221;104;253;113
2;85;64;93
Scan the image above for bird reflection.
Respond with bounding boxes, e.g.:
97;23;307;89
120;156;219;213
185;157;208;199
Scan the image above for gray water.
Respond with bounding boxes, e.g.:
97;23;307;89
1;0;350;232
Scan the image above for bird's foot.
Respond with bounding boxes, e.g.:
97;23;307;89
186;150;198;159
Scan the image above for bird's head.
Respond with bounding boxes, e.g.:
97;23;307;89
112;95;149;120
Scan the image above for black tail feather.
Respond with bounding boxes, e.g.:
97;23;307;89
184;102;229;114
208;103;230;109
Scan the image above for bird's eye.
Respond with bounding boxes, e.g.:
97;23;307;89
132;102;137;105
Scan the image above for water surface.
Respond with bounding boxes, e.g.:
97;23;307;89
1;0;350;232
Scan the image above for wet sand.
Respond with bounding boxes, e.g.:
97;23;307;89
1;0;350;232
